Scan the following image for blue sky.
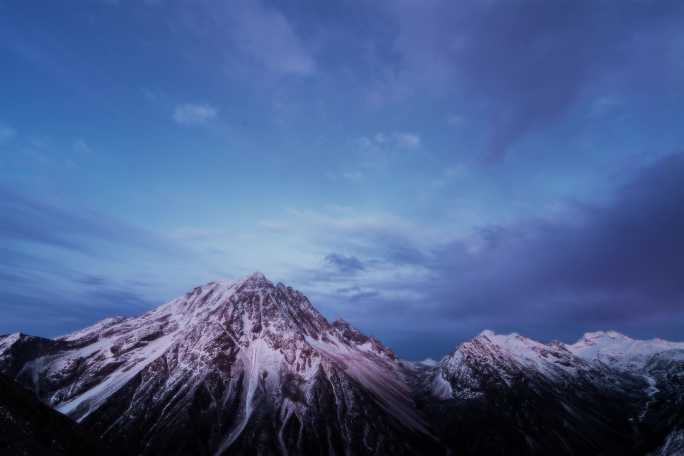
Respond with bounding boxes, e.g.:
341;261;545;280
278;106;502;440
1;0;683;359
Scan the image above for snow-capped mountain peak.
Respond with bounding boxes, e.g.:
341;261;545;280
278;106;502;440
431;330;593;401
457;329;578;370
0;273;436;455
565;330;684;371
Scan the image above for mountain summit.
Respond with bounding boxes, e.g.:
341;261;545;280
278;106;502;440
1;274;682;455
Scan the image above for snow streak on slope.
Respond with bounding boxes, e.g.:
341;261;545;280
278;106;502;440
305;335;429;434
56;332;177;418
652;430;684;456
0;333;22;354
639;374;660;421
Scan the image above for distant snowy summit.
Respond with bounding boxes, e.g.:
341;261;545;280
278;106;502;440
1;272;683;455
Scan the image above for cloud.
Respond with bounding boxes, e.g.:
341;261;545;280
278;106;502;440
393;132;421;149
73;139;92;154
412;155;684;336
444;164;467;179
0;185;181;255
342;171;364;181
177;0;315;79
0;186;207;337
359;131;422;151
173;103;218;126
335;285;379;301
589;96;622;118
447;115;463;127
287;153;684;358
0;276;155;338
0;124;15;144
231;0;315;76
285;208;447;257
324;253;365;273
385;0;684;160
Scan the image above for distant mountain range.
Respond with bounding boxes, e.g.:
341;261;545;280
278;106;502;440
1;272;682;455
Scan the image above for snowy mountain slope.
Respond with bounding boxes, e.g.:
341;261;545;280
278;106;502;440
0;273;439;455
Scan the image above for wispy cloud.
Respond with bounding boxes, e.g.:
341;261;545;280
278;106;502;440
178;0;315;79
0;186;187;254
278;154;684;357
393;132;421;149
447;115;464;127
383;0;684;160
359;131;422;151
589;96;622;118
342;171;364;181
444;164;467;179
0;124;15;144
173;103;218;126
231;0;315;76
324;253;365;273
0;186;204;337
73;138;92;154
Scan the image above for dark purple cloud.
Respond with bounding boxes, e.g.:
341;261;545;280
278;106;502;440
308;153;684;358
433;155;684;335
0;286;155;338
324;253;365;273
0;185;182;256
436;153;684;321
389;0;684;159
0;188;187;337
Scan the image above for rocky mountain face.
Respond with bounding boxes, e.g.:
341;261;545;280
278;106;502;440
1;272;683;455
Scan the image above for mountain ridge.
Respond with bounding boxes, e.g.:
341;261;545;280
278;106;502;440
1;272;682;455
